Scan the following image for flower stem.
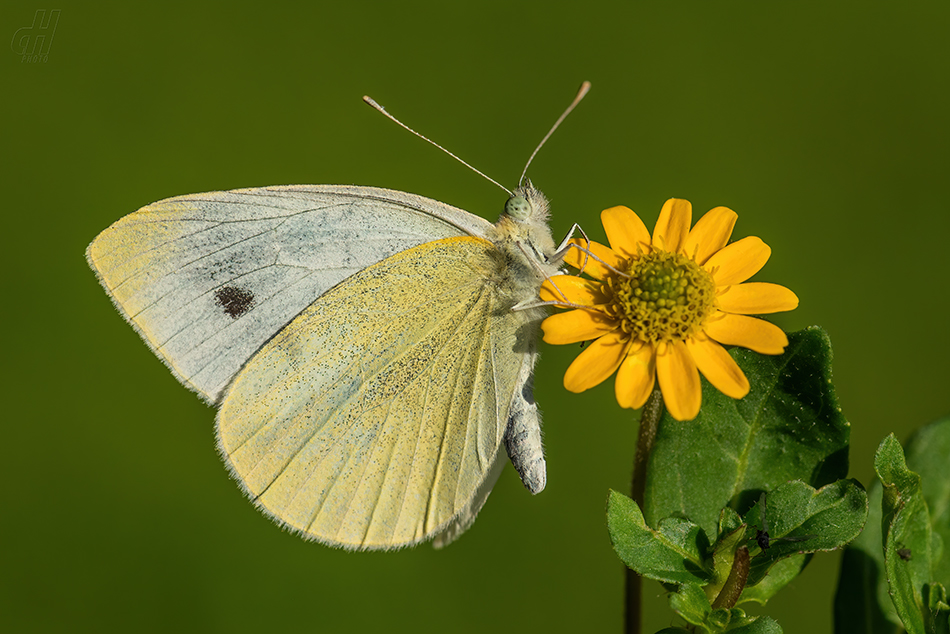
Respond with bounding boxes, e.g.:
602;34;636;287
625;386;664;634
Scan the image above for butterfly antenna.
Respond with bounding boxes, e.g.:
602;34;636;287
518;80;591;187
363;95;513;197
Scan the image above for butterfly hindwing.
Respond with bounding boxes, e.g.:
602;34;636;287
216;236;539;549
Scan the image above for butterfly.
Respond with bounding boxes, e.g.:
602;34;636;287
86;83;589;551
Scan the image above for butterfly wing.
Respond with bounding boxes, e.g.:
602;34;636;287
430;348;545;549
216;236;541;549
86;185;493;403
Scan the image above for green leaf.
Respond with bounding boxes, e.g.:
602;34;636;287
607;489;712;585
833;479;903;633
723;616;783;633
905;417;950;590
718;507;744;538
923;582;949;634
742;479;868;587
645;327;850;539
876;433;945;634
739;554;809;606
834;416;950;634
708;608;746;630
669;584;785;634
670;582;712;627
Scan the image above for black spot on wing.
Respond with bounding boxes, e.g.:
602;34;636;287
214;286;255;319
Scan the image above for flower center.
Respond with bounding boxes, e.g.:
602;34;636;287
605;251;717;343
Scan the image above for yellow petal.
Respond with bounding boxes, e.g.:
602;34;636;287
542;309;617;345
564;239;624;281
652;198;692;254
703;311;789;355
686;335;749;399
704;236;771;286
716;282;799;315
614;341;656;409
563;330;630;392
602;205;652;259
682;206;738;265
655;339;701;421
540;275;607;305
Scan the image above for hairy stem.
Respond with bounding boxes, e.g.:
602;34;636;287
625;386;664;634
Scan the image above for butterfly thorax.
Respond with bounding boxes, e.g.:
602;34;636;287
487;182;559;302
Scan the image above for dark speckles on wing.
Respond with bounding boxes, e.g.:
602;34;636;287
215;286;255;319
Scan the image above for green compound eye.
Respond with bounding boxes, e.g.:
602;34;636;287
505;195;531;220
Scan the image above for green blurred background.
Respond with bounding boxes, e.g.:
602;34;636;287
3;2;948;633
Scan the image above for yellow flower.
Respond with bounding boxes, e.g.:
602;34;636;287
540;199;798;421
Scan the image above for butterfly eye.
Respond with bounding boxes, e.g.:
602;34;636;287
505;195;531;220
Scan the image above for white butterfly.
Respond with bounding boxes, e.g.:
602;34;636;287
86;85;588;550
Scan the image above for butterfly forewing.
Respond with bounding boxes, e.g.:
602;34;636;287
86;186;493;403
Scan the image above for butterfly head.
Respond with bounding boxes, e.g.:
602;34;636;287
485;181;559;293
504;180;550;224
492;181;556;265
505;193;531;220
